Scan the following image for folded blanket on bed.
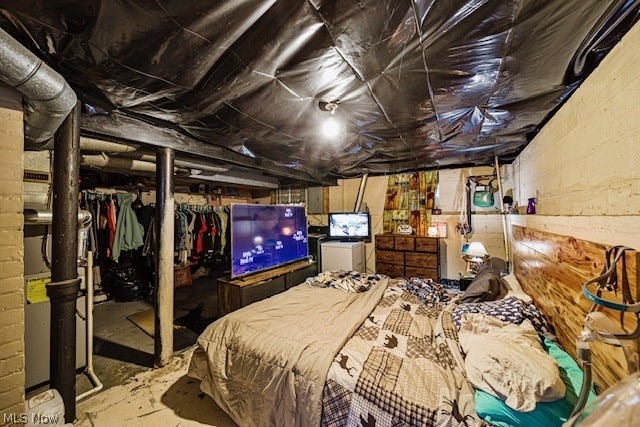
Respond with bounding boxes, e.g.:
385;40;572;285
452;296;553;334
459;314;565;412
306;270;386;293
398;277;451;306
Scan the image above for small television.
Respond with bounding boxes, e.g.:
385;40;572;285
230;204;309;278
328;212;371;241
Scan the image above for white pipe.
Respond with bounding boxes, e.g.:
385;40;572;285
76;250;103;401
495;156;510;265
80;137;139;153
80;138;231;173
354;173;369;212
81;153;159;173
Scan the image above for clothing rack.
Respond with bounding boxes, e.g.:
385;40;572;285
81;190;139;201
175;203;228;212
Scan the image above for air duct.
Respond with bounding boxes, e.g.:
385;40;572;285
24;208;91;225
0;27;77;149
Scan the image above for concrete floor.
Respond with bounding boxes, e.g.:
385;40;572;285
71;276;235;425
75;347;236;426
76;277;216;395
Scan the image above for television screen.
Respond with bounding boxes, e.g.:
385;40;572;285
328;212;371;240
231;204;309;278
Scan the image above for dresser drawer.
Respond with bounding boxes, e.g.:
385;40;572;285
404;267;438;280
375;235;395;249
415;237;438;252
394;236;415;251
405;252;438;268
376;262;405;278
376;250;404;265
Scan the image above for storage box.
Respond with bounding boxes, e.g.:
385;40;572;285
174;266;192;288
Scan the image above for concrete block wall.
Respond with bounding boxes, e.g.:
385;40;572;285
0;87;25;421
510;19;640;248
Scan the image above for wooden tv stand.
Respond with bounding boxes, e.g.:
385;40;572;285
217;260;317;316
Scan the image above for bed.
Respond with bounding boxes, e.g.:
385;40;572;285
188;267;586;427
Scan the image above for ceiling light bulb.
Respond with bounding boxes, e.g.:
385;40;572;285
322;117;340;138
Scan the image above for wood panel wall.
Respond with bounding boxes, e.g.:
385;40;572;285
512;225;639;391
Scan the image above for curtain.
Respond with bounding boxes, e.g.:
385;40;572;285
383;171;438;235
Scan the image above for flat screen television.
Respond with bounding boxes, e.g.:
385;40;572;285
328;212;371;241
230;204;309;278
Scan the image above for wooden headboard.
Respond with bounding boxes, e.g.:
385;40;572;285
512;225;639;391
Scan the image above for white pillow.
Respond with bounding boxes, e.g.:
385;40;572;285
459;313;565;412
500;274;533;303
501;273;524;292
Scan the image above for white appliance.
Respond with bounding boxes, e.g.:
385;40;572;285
321;241;365;272
24;224;86;389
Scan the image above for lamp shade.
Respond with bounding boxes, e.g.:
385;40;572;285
465;241;488;258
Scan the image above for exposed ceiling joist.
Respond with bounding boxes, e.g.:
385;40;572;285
80;114;337;186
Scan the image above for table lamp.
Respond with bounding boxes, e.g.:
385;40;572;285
462;241;489;274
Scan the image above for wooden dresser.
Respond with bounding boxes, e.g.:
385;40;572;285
374;234;439;280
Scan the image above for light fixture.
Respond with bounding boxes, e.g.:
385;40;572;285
462;241;489;275
319;100;341;138
464;241;489;260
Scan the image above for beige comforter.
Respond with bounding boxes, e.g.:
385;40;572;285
188;277;389;427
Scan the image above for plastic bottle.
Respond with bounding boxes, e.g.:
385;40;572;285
526;198;536;214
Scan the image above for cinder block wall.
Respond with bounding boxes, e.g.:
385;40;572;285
0;87;25;420
510;19;640;247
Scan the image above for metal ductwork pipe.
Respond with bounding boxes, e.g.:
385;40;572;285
47;102;81;423
0;27;77;149
24;208;92;225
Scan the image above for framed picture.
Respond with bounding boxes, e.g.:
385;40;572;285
427;222;447;238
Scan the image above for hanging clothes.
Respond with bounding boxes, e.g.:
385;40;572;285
112;193;145;261
107;197;117;252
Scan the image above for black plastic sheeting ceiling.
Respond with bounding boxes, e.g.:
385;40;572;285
0;1;638;181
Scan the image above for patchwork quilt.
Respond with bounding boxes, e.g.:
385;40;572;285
321;285;482;426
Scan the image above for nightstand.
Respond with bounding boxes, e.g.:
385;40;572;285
460;275;475;291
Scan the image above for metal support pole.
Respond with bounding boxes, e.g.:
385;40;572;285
154;147;175;367
47;101;81;423
354;173;369;212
